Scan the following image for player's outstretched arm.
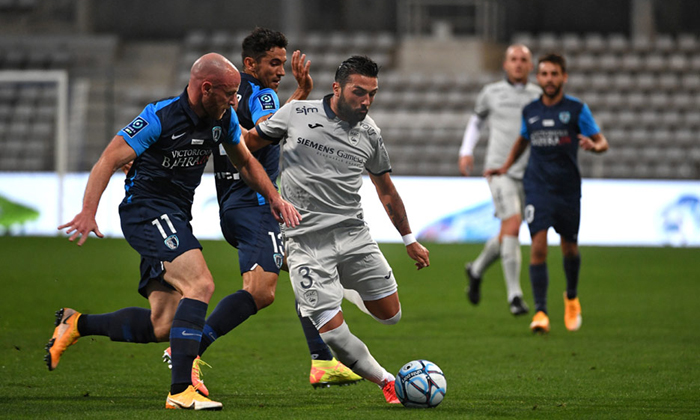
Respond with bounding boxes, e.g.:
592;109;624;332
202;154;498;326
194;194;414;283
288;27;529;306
369;172;430;270
223;140;301;228
59;136;137;246
578;133;609;153
484;135;528;177
286;50;313;103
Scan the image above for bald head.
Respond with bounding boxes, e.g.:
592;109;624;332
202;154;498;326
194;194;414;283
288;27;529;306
190;53;239;86
503;44;533;84
187;53;241;120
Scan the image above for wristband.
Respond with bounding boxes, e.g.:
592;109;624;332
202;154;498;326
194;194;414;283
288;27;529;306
402;233;417;246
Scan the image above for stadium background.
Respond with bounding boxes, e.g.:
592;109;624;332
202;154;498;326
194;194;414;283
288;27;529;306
1;1;699;418
2;0;700;245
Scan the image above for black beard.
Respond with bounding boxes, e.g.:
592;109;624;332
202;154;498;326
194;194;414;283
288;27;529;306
543;84;562;99
337;94;367;125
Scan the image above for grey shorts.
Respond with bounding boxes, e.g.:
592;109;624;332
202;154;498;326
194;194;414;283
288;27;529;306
488;174;525;220
286;223;397;327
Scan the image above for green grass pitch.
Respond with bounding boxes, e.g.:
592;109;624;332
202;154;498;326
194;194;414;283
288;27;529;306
0;236;698;419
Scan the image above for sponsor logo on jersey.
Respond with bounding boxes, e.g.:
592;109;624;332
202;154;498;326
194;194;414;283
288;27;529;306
528;116;540;124
559;111;571;124
296;105;318;115
171;132;186;140
543;119;555;127
212;126;222;142
308;123;323;129
161;148;211;168
191;139;204;145
297;137;335;154
258;94;276;111
530;130;569;147
336;149;365;166
164;234;180;250
360;122;376;137
122;117;148;138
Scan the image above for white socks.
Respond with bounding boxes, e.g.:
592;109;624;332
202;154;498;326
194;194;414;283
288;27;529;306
320;321;391;385
501;235;523;302
472;235;501;276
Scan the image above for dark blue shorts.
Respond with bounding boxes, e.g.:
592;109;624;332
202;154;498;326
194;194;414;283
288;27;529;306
524;193;580;242
119;199;202;298
220;205;284;275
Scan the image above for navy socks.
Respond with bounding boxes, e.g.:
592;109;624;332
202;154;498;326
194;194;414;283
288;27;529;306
170;298;207;395
78;308;157;343
564;255;581;300
529;263;549;314
198;290;258;356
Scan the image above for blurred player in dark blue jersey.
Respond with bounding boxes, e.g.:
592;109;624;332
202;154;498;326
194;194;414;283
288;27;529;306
170;27;360;388
47;53;300;410
487;53;608;334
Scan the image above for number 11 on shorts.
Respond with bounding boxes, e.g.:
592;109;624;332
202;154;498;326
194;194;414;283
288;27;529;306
151;214;177;239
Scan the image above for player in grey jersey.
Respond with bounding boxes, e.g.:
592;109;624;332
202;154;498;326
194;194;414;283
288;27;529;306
458;44;541;315
244;56;430;404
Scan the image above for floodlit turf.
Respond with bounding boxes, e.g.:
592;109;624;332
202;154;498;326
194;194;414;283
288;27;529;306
0;236;698;419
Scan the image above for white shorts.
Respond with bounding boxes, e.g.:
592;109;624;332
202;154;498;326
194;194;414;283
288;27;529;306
488;174;525;220
286;223;397;327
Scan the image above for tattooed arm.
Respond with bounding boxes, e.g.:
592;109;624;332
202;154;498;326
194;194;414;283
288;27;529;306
369;172;430;270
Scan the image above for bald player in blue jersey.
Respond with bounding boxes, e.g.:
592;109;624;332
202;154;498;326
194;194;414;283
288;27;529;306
47;53;300;410
487;53;608;334
165;27;360;389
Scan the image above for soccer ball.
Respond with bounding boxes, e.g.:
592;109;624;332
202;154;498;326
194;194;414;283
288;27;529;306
395;359;446;408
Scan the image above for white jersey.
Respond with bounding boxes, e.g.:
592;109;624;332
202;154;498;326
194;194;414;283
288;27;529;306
256;95;392;237
474;80;541;179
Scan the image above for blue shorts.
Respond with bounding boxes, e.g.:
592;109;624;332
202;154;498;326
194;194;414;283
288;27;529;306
220;205;284;275
524;193;580;242
119;199;202;298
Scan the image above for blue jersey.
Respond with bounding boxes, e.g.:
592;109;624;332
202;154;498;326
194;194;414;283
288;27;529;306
118;88;242;216
214;73;281;212
520;95;600;198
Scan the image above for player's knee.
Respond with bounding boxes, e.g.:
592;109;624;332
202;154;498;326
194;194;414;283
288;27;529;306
376;308;401;325
251;287;275;310
150;316;172;342
197;277;216;301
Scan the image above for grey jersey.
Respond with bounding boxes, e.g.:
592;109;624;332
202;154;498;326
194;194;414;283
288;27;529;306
256;94;392;237
474;80;541;179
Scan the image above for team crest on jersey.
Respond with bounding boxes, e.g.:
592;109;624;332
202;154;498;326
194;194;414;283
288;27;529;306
258;93;275;111
304;290;318;307
273;253;283;269
122;117;148;138
164;234;180;250
348;128;360;145
559;111;571;124
212;126;222;142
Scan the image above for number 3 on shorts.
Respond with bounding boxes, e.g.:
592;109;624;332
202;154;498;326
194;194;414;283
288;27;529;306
298;266;313;289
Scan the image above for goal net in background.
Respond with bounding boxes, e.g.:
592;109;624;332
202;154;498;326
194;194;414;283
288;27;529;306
0;70;69;234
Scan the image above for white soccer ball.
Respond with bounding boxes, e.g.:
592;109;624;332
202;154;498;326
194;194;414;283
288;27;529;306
395;359;447;408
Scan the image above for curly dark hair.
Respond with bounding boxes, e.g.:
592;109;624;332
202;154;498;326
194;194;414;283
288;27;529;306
241;27;288;64
334;55;380;86
538;53;567;73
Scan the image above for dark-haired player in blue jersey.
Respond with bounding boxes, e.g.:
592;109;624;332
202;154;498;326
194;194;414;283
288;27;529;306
487;53;608;334
162;27;361;388
47;53;300;411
